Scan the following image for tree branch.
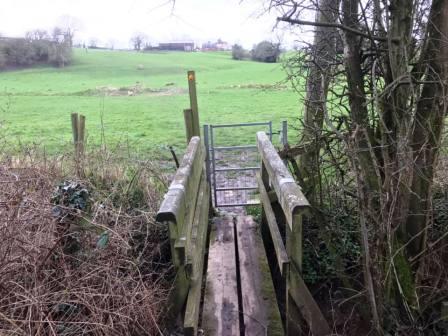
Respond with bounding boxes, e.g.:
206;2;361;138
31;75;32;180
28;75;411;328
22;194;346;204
277;16;398;42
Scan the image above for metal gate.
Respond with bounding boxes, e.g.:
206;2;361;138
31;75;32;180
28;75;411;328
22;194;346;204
203;121;287;208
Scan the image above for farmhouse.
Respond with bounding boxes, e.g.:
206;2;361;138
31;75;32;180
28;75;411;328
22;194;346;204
201;39;230;51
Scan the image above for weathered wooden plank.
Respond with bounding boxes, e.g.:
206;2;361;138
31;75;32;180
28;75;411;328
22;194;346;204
286;290;303;335
287;213;303;272
202;215;240;336
71;113;79;144
156;137;203;223
184;108;195;143
184;174;210;335
257;174;289;276
78;114;85;154
257;131;310;229
288;262;331;336
185;172;206;277
182;154;205;262
156;137;204;265
190;176;210;278
165;266;191;325
236;215;284;336
156;137;201;224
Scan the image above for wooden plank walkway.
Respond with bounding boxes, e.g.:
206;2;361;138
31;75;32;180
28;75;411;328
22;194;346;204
236;215;283;336
202;215;240;335
202;213;283;336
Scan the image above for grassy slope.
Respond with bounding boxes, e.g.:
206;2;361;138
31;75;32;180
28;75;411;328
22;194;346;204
0;49;301;154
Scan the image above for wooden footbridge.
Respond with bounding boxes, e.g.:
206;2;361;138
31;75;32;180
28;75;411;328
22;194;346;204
156;72;331;335
156;132;332;336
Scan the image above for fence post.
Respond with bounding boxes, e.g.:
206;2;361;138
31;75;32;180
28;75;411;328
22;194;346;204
203;124;210;183
282;120;288;146
187;71;200;137
78;115;86;155
203;124;213;213
184;108;194;143
71;113;86;176
71;113;79;149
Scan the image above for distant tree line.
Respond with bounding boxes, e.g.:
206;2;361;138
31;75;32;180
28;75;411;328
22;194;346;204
0;28;73;70
231;41;281;63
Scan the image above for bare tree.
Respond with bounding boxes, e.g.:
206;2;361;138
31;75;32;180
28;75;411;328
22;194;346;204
286;0;341;204
273;0;448;333
107;38;118;50
57;15;83;47
130;33;148;51
88;38;99;48
25;29;49;41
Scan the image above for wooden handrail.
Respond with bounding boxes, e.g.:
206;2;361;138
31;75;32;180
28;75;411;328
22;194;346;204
156;136;210;336
257;131;331;336
257;131;309;229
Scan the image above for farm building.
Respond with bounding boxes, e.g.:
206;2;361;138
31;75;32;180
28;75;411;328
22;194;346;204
158;42;195;51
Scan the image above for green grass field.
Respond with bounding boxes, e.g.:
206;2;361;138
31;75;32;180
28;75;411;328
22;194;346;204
0;49;302;155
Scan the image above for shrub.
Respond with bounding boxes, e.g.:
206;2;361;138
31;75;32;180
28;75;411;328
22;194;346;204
251;41;281;63
48;41;72;67
231;44;246;60
3;38;38;66
0;36;72;69
0;51;6;69
31;39;51;61
0;146;171;334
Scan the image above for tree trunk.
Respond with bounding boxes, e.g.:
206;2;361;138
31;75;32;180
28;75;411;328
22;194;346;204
298;0;340;204
406;0;448;258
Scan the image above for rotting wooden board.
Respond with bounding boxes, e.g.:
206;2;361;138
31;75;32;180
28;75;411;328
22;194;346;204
202;215;240;336
236;215;284;336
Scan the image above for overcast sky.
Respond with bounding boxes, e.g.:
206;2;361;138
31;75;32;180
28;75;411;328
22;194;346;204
0;0;307;48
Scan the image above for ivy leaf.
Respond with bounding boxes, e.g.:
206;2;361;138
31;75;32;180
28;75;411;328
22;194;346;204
96;231;109;249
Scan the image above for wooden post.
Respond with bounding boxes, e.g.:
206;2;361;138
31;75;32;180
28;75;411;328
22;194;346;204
261;161;270;191
78;114;86;155
71;113;79;147
282;120;288;146
184;108;194;143
286;213;303;335
187;71;200;137
288;214;303;271
71;113;85;176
